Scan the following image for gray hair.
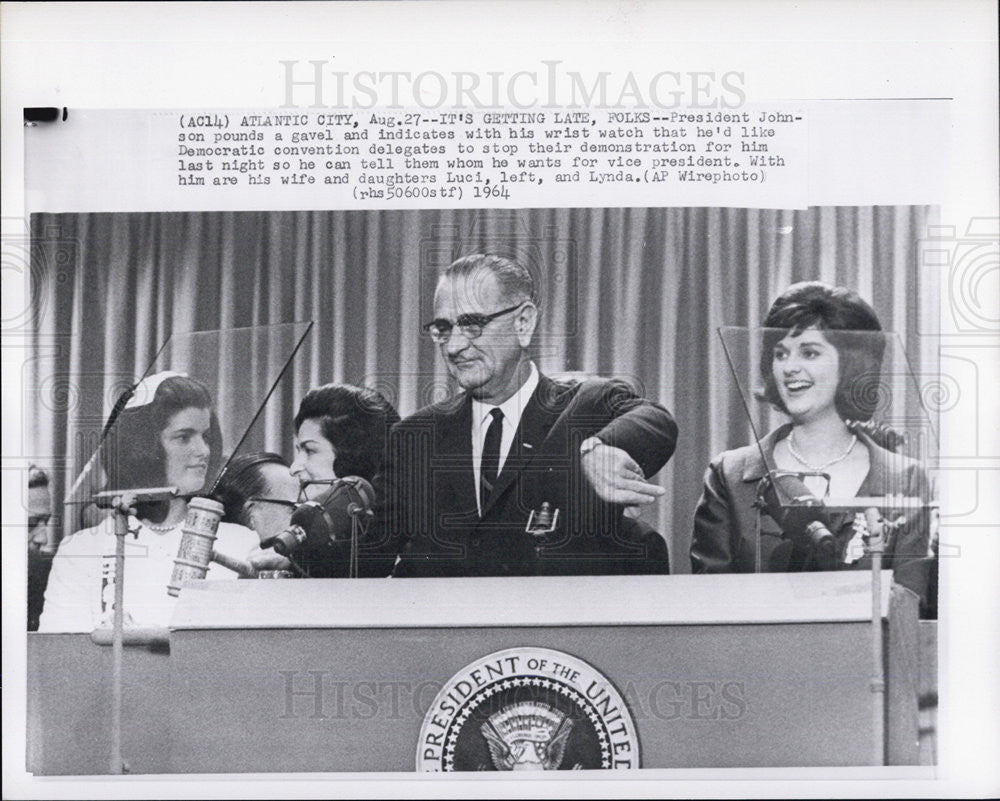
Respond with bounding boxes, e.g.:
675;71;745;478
441;254;537;305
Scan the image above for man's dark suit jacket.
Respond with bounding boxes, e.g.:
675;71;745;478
387;373;678;578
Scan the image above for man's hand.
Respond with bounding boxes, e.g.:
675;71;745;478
247;545;292;572
580;441;666;506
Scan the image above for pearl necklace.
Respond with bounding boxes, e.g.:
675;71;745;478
787;431;857;472
142;520;182;533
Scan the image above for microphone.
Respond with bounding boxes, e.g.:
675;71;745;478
93;487;178;508
342;475;375;518
756;471;838;570
262;476;375;558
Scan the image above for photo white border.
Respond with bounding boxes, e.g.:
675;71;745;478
3;2;998;798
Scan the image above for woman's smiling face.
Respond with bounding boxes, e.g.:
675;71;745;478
290;418;337;499
771;327;841;423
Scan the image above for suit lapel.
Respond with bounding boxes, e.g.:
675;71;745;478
438;394;477;511
480;374;564;517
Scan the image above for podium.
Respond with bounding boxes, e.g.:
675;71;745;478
27;572;926;774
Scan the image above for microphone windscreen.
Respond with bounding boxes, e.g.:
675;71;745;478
264;478;379;575
289;477;375;549
758;472;841;570
770;473;821;507
759;471;828;543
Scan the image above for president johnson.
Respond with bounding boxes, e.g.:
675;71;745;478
388;253;678;577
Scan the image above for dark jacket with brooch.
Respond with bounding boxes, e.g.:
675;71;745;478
691;424;932;584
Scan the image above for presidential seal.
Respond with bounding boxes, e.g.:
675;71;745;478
417;647;640;771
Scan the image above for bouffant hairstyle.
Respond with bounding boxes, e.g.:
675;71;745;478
759;282;885;422
216;451;289;528
293;384;400;483
101;375;223;521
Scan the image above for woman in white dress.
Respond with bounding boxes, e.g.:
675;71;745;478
39;372;259;632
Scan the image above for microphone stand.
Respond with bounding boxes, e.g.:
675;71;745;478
350;509;359;579
752;470;834;573
864;509;887;766
297;478;373;579
752;469;896;764
753;501;763;574
93;486;177;775
109;493;131;775
347;504;373;579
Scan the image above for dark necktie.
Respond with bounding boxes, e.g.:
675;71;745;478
480;408;504;515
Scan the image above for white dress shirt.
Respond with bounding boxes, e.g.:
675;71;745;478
470;361;540;516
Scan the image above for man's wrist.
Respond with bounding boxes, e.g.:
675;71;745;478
580;436;604;457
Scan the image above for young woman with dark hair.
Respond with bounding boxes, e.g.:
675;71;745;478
39;373;258;631
691;283;931;580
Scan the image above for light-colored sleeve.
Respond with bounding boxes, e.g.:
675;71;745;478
36;529;103;633
208;522;263;578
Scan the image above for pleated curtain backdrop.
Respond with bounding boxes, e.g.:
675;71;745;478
29;206;935;570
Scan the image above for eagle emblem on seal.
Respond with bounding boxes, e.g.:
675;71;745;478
479;701;576;770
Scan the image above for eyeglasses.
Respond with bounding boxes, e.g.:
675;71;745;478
422;302;526;344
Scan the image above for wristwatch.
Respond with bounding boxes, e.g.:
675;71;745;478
579;436;603;457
